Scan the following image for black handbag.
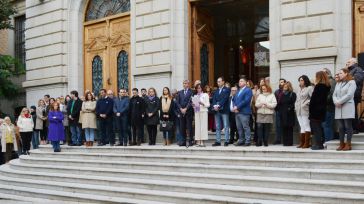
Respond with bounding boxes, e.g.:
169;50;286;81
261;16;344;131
159;120;173;131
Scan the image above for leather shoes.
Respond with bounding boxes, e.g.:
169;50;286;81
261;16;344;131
234;142;244;146
244;143;251;146
212;142;221;146
224;142;229;147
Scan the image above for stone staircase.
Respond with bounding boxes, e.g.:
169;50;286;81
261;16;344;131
0;145;364;203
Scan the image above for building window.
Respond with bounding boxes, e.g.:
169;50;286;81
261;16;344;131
85;0;130;21
117;50;128;90
14;15;26;69
92;55;103;95
200;44;209;86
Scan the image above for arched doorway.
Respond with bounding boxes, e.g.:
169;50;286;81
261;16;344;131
83;0;130;96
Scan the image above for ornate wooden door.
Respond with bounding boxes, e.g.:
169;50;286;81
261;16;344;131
354;0;364;55
84;15;130;95
190;5;215;86
83;0;130;95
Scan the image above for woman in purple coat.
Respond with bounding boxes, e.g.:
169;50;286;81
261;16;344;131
48;102;64;152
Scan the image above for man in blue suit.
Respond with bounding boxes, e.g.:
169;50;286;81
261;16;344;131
212;77;231;146
175;80;194;146
233;78;253;146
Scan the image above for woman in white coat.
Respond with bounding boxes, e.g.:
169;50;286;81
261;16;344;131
295;75;313;148
255;85;277;146
17;108;34;155
193;84;210;147
333;68;357;151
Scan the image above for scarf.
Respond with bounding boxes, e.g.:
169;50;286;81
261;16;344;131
161;95;172;113
148;96;155;101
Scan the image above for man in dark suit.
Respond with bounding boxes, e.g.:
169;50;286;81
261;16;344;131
96;89;114;146
212;77;231;146
67;90;83;146
175;80;194;146
229;85;238;144
129;88;146;146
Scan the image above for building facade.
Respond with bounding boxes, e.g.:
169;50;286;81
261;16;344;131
1;0;363;107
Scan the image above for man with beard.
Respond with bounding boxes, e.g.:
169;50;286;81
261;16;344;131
129;88;146;145
273;78;286;144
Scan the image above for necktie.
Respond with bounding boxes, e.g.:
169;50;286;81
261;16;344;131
219;88;222;95
184;89;187;95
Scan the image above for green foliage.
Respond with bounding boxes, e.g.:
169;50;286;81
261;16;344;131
0;0;17;30
0;55;25;98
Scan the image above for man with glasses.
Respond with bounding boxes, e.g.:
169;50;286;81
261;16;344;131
229;85;238;144
114;88;130;146
96;89;114;146
175;80;194;146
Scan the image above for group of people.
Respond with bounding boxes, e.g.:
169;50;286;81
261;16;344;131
0;58;362;159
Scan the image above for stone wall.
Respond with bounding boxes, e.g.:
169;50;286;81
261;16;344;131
133;0;188;93
270;0;352;91
23;0;68;106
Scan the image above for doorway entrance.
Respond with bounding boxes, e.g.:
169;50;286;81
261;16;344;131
83;0;130;95
189;0;269;86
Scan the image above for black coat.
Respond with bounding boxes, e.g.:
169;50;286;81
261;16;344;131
278;92;296;127
67;98;83;125
160;96;174;122
129;96;146;126
309;84;330;121
145;96;160;125
348;63;364;100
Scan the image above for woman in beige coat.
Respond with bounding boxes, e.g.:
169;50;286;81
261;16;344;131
193;84;210;147
35;99;47;145
81;92;97;147
1;117;18;163
295;75;313;148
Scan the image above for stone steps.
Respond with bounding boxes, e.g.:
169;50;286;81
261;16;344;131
2;161;364;194
28;150;364;170
39;145;364;160
10;156;364;182
0;174;310;204
1;145;364;203
0;184;166;204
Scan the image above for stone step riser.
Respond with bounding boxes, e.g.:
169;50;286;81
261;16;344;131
327;144;364;150
0;179;246;204
36;147;364;160
1;169;362;195
28;154;364;170
0;188;101;204
12;160;364;182
0;176;361;204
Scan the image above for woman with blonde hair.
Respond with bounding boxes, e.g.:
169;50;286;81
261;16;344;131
309;71;331;150
255;85;277;146
35;99;47;145
1;117;18;163
278;82;297;146
333;68;356;151
17;107;34;155
160;87;174;145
